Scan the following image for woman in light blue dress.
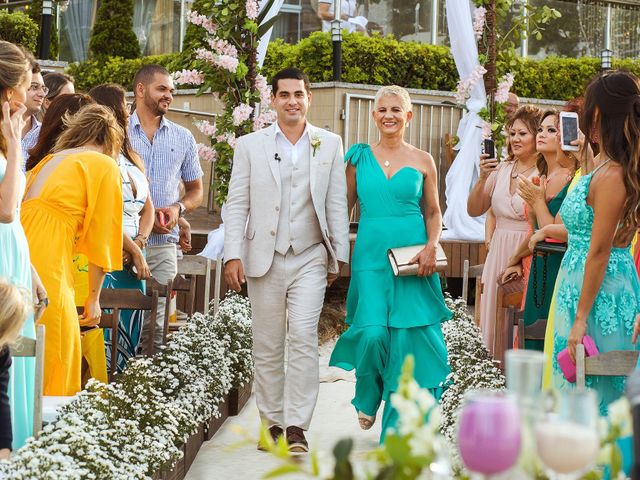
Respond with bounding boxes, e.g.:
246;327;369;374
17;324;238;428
0;41;46;450
531;71;640;414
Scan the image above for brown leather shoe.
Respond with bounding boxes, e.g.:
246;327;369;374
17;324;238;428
286;426;309;453
257;425;284;451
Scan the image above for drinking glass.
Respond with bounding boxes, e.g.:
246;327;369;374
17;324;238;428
535;389;600;479
505;349;545;406
457;390;522;478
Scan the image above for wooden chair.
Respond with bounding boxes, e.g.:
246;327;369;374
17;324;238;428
176;255;212;315
10;324;45;436
516;317;547;350
461;262;484;323
576;345;639;389
95;312;118;382
146;277;174;345
493;286;524;370
100;288;160;358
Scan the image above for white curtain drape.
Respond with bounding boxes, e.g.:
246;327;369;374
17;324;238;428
133;0;157;55
61;0;95;62
441;0;486;241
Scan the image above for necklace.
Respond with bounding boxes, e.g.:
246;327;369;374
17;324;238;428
383;160;390;167
510;160;536;179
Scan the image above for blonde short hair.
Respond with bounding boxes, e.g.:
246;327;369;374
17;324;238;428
373;85;412;112
0;279;31;349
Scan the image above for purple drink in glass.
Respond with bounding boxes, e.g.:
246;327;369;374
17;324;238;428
457;391;522;476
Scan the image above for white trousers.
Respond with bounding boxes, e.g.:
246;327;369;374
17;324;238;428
246;243;328;430
143;243;178;349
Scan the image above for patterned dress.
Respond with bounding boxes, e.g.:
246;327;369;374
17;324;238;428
551;163;640;413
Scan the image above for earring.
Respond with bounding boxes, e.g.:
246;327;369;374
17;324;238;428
589;125;599;143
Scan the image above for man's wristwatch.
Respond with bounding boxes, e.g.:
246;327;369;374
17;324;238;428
176;202;186;218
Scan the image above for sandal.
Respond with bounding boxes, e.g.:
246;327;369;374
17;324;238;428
358;411;376;430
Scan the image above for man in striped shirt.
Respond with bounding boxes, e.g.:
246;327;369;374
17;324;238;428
20;57;44;171
129;65;204;349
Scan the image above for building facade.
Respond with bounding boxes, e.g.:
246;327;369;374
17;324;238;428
2;0;640;62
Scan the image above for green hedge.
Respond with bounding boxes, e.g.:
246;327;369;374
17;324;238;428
89;0;139;59
67;53;182;92
66;32;640;101
0;11;39;54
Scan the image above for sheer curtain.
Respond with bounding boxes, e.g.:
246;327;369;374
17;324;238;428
441;0;485;241
61;0;95;62
134;0;158;55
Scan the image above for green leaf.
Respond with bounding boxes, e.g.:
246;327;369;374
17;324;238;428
258;14;280;37
262;464;304;478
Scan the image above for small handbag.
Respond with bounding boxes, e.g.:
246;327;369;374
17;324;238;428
496;269;525;295
387;243;448;276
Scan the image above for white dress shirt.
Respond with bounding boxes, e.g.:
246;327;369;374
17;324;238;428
274;122;310;166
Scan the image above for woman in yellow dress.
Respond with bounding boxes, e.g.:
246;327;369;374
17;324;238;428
21;104;123;396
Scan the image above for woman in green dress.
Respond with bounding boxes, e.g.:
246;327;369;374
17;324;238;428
329;86;451;443
501;110;575;350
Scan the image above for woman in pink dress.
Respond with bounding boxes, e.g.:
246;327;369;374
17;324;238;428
467;106;543;355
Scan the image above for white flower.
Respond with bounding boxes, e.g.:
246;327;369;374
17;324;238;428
473;6;486;41
608;397;632;437
495;73;515;104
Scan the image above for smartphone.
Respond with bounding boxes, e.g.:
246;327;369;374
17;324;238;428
482;138;495;159
560;111;579;151
157;210;167;227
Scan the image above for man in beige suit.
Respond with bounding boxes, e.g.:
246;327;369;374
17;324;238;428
224;68;349;453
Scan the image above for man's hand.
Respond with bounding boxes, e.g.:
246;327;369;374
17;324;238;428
327;261;345;287
225;259;245;292
152;205;180;234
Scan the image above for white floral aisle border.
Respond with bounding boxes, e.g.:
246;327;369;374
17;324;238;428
440;294;506;445
0;292;253;479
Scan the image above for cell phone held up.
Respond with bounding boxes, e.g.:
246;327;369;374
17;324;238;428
157;210;167;227
560;111;579;151
482;138;495;159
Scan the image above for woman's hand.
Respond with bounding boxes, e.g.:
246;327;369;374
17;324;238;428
410;243;437;277
517;174;546;207
528;229;546;252
131;250;151;280
178;219;192;253
567;319;587;363
122;249;132;266
479;153;499;181
30;265;47;321
501;264;522;284
79;295;101;327
0;101;26;150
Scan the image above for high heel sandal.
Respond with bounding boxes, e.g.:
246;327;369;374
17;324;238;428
358;411;376;430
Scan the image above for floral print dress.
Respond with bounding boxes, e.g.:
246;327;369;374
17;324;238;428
551;164;640;413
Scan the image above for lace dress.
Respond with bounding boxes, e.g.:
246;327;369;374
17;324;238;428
551;165;640;413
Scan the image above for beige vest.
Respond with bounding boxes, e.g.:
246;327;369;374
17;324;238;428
274;150;323;255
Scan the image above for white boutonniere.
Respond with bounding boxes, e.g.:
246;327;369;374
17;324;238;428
310;135;321;157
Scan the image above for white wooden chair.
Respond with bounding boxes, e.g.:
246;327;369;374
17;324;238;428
576;344;639;389
10;325;74;435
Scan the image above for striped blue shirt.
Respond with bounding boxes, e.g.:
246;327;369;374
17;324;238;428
21;116;41;171
128;112;203;246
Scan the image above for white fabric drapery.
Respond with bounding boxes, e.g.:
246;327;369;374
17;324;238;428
441;0;486;241
61;0;95;62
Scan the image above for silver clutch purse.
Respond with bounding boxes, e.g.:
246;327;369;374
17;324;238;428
387;244;448;276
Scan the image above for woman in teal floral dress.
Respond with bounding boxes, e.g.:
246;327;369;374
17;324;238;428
330;86;451;442
531;71;640;413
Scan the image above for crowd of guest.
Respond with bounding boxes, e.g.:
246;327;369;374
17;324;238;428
0;40;203;454
469;72;640;414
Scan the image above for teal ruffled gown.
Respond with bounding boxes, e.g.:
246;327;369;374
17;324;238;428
0;159;35;448
551;162;640;414
329;144;451;442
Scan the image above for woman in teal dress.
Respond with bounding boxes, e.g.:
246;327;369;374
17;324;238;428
0;41;46;451
329;86;451;442
531;71;640;414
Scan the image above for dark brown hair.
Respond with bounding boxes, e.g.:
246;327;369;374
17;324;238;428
582;70;640;241
26;93;94;171
507;105;544;172
88;83;144;173
271;67;310;95
42;71;74;101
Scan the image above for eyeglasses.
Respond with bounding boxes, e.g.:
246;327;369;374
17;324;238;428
29;84;50;95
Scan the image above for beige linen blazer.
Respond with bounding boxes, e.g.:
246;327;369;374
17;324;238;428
224;123;350;278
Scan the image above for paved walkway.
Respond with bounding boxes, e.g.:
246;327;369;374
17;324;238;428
186;344;381;479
